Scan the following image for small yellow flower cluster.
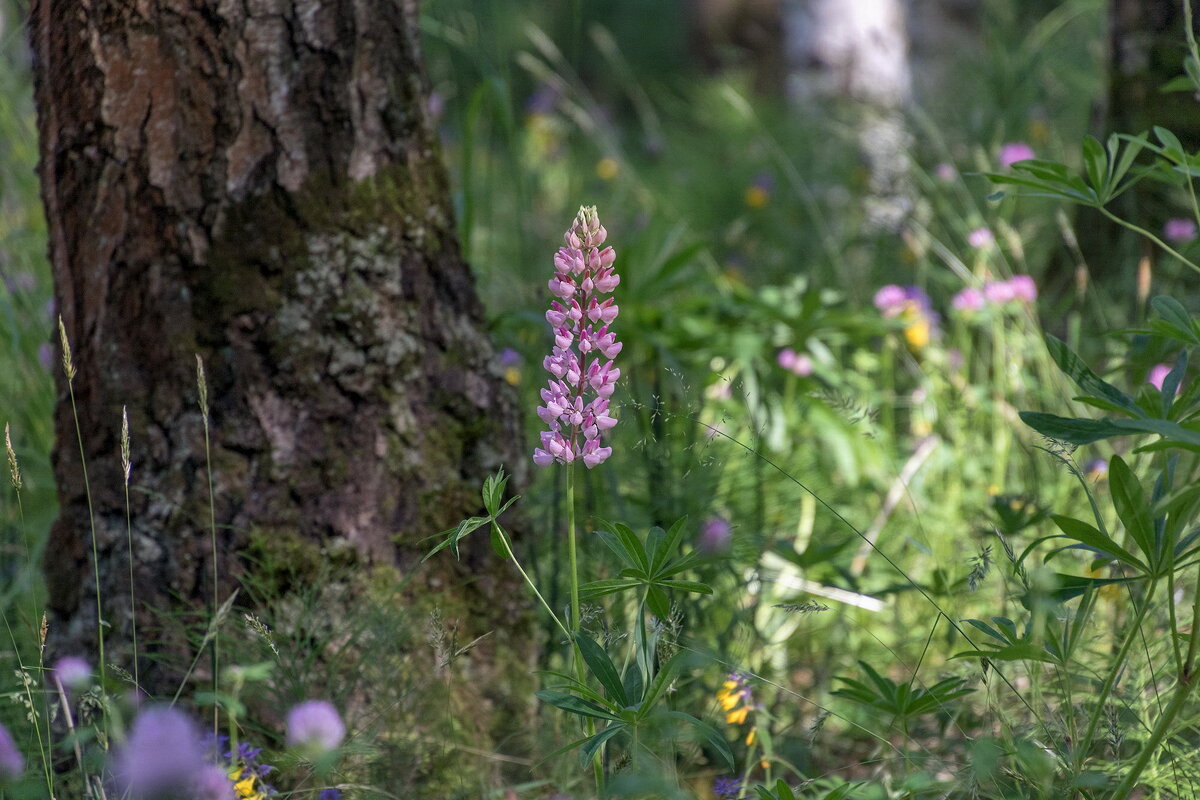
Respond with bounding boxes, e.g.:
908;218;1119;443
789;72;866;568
716;672;754;727
230;765;267;800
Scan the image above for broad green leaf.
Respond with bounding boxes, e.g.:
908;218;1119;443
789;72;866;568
646;585;671;619
951;643;1060;663
1151;296;1199;344
579;578;641;600
1044;336;1141;415
657;579;713;595
1109;457;1158;566
534;690;622;721
1051;515;1147;573
579;724;624;766
1019;412;1126;444
622;663;644;706
574;633;627;706
650;517;687;574
638;652;681;714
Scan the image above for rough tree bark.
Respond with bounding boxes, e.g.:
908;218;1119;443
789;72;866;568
30;0;530;779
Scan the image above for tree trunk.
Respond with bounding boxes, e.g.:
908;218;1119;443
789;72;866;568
1078;0;1200;295
783;0;914;231
30;0;530;781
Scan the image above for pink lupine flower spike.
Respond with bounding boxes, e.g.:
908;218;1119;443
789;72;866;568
534;206;621;470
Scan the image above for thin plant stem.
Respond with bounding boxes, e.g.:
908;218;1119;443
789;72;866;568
2;611;52;795
1073;579;1157;775
120;408;139;694
493;520;569;639
1098;207;1200;276
566;463;604;792
66;375;107;693
197;356;219;737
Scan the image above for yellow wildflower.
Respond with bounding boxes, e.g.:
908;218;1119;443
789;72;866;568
744;186;769;209
596;158;619;180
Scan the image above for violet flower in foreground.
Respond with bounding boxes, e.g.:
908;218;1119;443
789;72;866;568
287;700;345;752
111;707;208;798
534;206;621;469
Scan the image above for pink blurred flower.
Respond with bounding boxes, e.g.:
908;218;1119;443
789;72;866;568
967;228;994;249
951;287;985;314
698;516;733;554
777;348;812;376
1148;363;1179;392
873;285;909;315
935;162;956;181
287;700;345;752
1009;274;1038;302
998;142;1035;168
984;281;1016;304
1164;218;1197;244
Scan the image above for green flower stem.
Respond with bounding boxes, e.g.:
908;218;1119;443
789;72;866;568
1112;520;1200;791
566;463;605;792
1109;671;1195;798
492;521;570;640
1098;207;1200;277
1073;579;1157;775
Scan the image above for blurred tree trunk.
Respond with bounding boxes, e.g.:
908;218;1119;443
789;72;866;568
783;0;914;230
30;0;530;774
1078;0;1200;294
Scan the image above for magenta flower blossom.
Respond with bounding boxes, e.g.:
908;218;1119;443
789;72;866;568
967;228;994;249
998;142;1035;168
534;206;620;470
776;348;813;376
873;284;909;315
0;724;22;781
52;656;91;692
951;287;985;314
934;162;956;182
1164;217;1197;244
111;707;208;798
287;700;345;752
983;280;1016;304
1009;274;1038;302
1148;363;1182;394
698;516;733;554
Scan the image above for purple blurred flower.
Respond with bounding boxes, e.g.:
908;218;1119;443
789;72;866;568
318;790;343;800
525;83;561;115
0;724;22;781
713;775;744;798
52;656;91;692
1009;274;1038;302
534;207;620;470
111;707;207;798
984;281;1016;304
951;287;985;314
1164;217;1197;244
287;700;345;752
497;347;522;368
698;516;733;554
934;162;956;182
998;142;1035;168
967;228;994;249
1148;363;1181;393
37;342;53;372
2;273;34;293
1084;459;1108;481
192;765;234;800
